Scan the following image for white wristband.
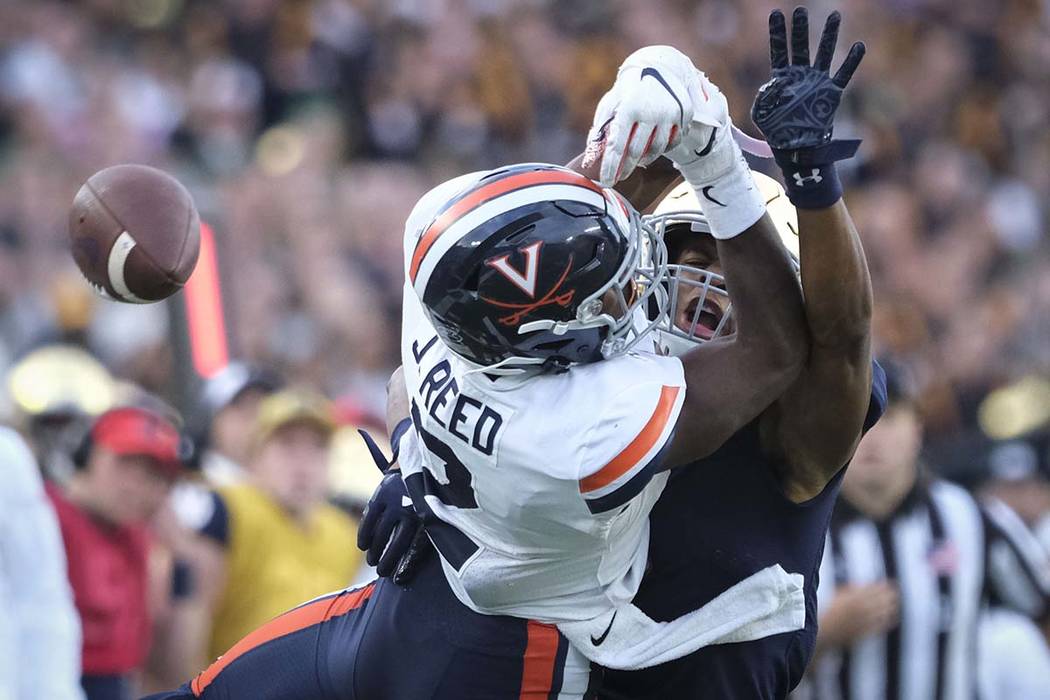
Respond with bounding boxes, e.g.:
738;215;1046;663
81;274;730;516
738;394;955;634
669;118;766;239
674;152;766;239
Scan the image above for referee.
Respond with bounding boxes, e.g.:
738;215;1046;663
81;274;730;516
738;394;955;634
799;371;1050;700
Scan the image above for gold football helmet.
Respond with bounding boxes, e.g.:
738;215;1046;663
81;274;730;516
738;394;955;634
645;171;799;355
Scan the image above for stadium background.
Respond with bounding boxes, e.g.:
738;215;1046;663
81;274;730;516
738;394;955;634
0;0;1048;695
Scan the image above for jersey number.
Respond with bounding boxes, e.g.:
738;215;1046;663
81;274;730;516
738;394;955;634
411;401;478;509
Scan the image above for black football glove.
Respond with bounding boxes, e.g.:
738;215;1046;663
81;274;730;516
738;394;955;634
356;426;431;585
751;8;865;207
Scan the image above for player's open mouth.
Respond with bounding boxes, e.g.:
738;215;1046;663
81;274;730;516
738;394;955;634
679;296;723;339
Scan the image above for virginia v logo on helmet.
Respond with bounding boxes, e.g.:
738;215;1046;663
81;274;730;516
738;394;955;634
407;163;669;373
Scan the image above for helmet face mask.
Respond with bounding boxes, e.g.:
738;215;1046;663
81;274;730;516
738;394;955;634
645;172;801;357
645;212;734;356
666;260;734;344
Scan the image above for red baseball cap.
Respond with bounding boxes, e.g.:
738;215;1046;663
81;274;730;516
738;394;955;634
91;407;183;478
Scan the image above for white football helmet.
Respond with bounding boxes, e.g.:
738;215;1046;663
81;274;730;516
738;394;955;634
645;171;799;356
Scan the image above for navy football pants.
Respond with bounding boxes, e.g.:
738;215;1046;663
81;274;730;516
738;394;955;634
142;557;591;699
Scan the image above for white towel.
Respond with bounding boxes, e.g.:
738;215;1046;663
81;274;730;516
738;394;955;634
556;564;805;670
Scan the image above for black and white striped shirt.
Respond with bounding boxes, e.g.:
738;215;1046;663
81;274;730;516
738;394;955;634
802;479;1050;700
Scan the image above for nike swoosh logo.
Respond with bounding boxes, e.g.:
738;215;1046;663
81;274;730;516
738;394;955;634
592;115;614;143
693;128;717;158
591;612;617;646
701;186;726;207
640;67;684;125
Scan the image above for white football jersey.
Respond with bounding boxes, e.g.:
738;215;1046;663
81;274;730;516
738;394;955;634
397;172;686;623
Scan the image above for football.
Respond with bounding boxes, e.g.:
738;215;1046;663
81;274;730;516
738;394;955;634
69;164;201;303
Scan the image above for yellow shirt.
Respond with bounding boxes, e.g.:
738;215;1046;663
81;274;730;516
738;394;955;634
207;484;363;660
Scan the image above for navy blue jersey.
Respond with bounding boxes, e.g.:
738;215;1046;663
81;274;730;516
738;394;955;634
597;361;887;700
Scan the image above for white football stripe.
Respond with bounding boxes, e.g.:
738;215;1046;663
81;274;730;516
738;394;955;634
107;231;149;304
412;183;607;298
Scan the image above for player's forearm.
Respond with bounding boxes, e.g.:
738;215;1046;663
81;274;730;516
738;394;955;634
667;214;807;465
566;153;681;213
765;200;873;498
796;200;873;353
716;213;808;374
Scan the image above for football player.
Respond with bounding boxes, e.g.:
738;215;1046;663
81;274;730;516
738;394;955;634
379;31;818;663
366;8;882;700
583;9;881;698
145;30;813;700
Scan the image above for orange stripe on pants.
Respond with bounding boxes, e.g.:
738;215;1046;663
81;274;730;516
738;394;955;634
519;620;560;698
191;584;375;696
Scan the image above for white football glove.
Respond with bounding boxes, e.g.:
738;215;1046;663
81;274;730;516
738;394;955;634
585;46;732;187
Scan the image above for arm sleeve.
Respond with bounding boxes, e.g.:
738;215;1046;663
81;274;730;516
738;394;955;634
577;356;686;515
982;497;1050;619
0;428;85;700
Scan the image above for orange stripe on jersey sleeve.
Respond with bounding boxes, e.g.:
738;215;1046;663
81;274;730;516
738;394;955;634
190;584;374;696
409;169;604;284
579;385;681;494
519;620;560;698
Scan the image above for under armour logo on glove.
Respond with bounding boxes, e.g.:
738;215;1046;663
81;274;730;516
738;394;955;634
793;169;824;186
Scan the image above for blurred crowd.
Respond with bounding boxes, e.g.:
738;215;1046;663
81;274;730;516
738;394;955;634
1;346;384;698
1;0;1049;698
0;0;1047;457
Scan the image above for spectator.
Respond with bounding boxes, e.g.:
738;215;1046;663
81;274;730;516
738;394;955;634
183;389;362;667
157;363;281;685
4;344;117;481
0;427;84;700
979;436;1050;553
46;405;186;700
195;362;282;487
0;0;1046;456
800;367;1050;699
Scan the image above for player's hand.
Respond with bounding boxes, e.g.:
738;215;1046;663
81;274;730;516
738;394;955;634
585;46;725;187
818;581;900;647
356;429;429;582
751;8;865;164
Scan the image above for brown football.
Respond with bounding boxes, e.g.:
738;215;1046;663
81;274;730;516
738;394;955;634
69;164;201;303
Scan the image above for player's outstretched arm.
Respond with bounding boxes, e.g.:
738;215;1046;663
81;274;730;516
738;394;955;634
664;209;808;466
750;9;874;501
591;46;809;467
